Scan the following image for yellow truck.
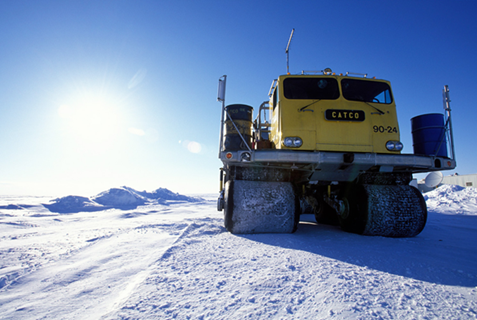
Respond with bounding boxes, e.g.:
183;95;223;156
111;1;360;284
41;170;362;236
217;70;456;237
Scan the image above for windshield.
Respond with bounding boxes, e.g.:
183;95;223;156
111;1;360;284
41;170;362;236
341;79;393;104
283;78;339;100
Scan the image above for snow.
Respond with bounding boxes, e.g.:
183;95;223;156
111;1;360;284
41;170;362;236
0;186;476;319
43;186;203;213
424;184;477;214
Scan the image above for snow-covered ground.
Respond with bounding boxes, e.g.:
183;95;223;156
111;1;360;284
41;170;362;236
0;185;476;319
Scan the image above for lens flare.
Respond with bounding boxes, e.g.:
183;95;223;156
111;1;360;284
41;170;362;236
187;141;202;153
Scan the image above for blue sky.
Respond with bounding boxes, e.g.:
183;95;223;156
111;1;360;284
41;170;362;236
0;0;475;196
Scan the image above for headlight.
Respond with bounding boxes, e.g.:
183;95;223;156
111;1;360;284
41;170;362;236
283;137;303;148
386;141;403;151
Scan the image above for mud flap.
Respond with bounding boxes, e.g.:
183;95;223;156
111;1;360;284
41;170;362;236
224;180;299;234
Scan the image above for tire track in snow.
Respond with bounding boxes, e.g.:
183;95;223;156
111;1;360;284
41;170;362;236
158;217;226;261
0;222;190;320
109;218;477;320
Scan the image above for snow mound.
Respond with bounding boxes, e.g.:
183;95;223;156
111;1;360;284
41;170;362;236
123;186;202;203
44;187;203;213
44;195;105;213
92;187;147;208
424;184;477;214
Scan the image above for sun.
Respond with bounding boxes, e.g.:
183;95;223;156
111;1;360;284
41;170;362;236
58;92;123;147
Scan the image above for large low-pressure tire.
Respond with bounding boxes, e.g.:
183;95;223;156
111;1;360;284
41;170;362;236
339;184;427;237
224;180;300;234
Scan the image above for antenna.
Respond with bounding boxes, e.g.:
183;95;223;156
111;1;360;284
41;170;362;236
285;28;295;74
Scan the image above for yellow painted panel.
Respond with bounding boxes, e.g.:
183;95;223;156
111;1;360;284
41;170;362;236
270;74;401;154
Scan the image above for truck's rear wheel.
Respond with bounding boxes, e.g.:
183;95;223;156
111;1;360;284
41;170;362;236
224;180;300;234
339;184;427;237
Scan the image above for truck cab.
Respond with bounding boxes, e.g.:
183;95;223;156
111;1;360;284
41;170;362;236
267;72;402;154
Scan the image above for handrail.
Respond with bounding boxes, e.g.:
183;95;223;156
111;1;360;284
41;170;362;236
254;101;271;142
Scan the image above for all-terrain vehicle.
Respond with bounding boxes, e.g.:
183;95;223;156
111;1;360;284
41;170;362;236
216;66;455;237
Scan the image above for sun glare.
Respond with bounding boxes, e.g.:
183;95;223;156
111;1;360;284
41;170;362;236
128;127;145;136
180;140;202;154
58;93;123;147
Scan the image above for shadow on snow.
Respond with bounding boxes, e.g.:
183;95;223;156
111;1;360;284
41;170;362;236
235;212;477;288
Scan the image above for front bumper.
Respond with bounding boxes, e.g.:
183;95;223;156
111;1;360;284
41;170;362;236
220;150;456;182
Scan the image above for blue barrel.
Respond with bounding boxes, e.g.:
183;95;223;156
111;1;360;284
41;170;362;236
411;113;447;157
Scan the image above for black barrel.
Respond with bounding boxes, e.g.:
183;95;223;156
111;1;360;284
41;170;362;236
224;104;253;151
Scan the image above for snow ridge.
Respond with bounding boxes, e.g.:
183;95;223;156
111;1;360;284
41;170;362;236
43;186;203;213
